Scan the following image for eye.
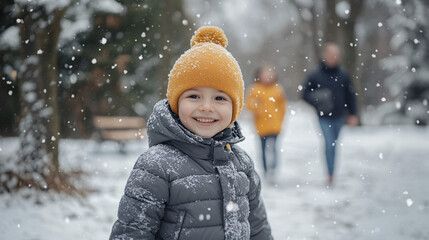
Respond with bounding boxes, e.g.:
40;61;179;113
187;94;199;99
215;96;227;101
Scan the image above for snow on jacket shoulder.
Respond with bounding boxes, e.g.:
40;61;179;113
110;99;273;240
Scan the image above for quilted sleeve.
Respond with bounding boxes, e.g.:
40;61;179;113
109;150;169;240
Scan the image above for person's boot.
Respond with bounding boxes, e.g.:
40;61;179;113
328;175;334;184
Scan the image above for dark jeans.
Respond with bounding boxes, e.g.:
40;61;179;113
318;117;344;177
260;135;278;176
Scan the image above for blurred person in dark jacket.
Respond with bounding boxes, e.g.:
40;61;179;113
302;43;359;185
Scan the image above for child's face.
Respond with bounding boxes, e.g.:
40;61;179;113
178;87;233;138
259;67;275;85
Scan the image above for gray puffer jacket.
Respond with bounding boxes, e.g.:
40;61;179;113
110;99;273;240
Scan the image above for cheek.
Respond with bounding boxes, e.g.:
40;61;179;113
222;105;233;122
178;110;185;122
179;108;191;121
178;101;191;122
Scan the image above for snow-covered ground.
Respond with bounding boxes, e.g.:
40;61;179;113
1;102;429;240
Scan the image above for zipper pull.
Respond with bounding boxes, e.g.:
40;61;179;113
225;143;231;152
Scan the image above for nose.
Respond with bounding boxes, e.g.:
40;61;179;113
199;99;214;112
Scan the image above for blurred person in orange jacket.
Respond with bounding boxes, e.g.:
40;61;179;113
246;66;287;181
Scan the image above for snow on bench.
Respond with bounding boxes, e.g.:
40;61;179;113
93;116;146;153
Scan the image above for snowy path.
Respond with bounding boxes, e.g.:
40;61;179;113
1;103;429;240
241;103;429;240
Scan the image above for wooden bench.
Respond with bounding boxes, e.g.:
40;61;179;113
93;116;146;153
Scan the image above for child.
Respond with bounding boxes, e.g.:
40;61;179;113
246;66;287;181
110;26;273;240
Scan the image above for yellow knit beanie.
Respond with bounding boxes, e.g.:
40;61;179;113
167;26;244;125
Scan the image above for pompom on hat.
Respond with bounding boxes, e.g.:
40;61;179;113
167;26;244;125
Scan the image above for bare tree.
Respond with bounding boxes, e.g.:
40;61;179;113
1;2;75;194
144;0;193;99
342;0;364;112
323;0;365;114
324;0;341;43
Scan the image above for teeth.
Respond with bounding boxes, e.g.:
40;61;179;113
196;118;215;123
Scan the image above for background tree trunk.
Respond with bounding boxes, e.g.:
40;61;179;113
324;0;341;43
342;0;364;114
323;0;364;115
155;0;192;98
1;4;68;192
310;0;322;64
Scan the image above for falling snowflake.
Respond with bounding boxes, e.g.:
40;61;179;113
406;199;413;207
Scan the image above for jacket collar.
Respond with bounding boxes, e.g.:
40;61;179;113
320;61;340;73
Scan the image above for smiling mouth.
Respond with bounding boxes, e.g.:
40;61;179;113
194;118;217;123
